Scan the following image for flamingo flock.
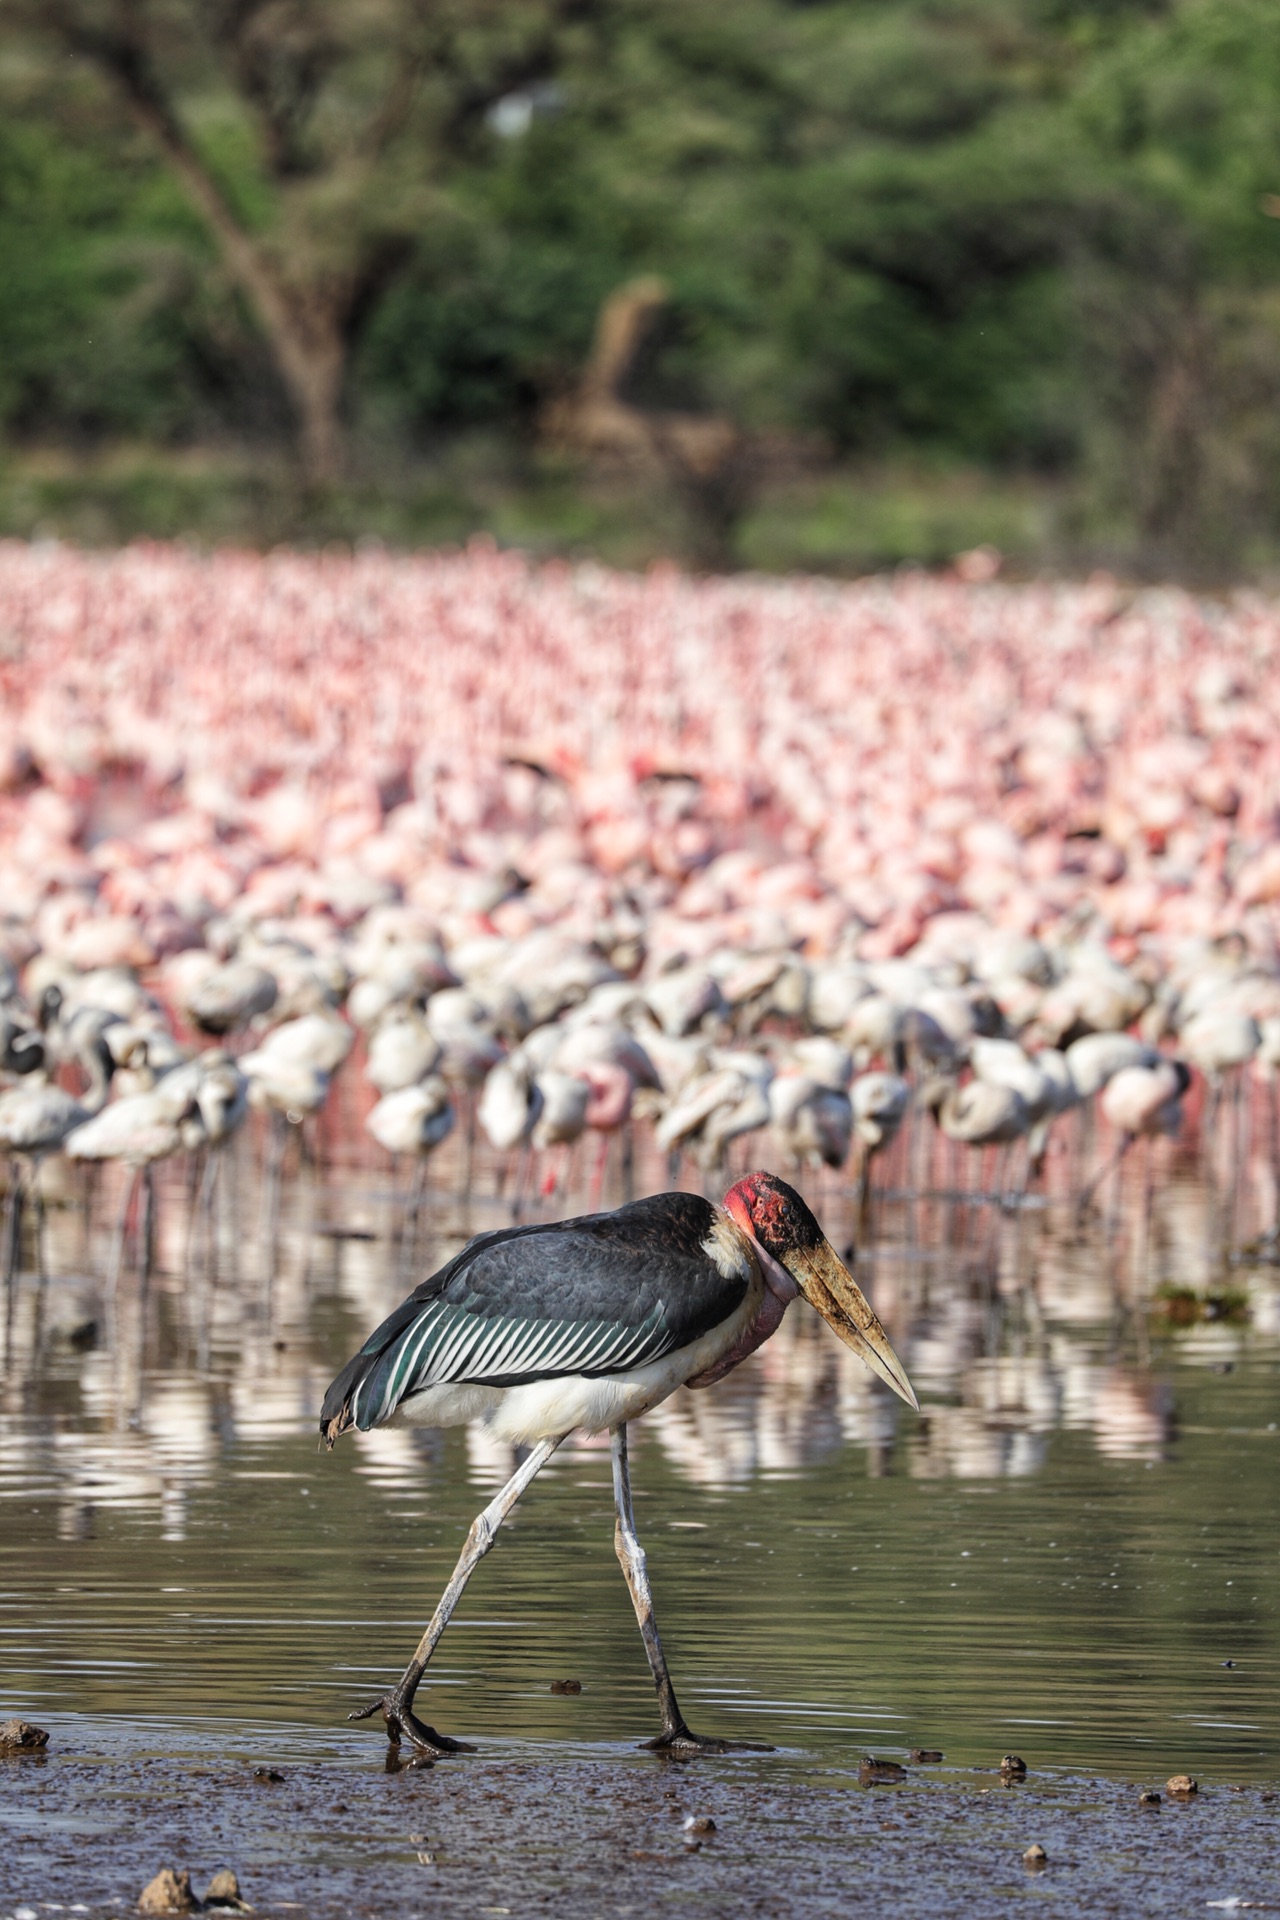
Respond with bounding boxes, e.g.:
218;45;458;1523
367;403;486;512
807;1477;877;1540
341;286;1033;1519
0;540;1279;1266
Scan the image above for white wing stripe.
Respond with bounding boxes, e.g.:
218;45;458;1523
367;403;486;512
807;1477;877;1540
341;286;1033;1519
388;1304;444;1413
529;1321;582;1372
430;1313;482;1382
459;1313;521;1378
383;1299;676;1410
568;1319;617;1370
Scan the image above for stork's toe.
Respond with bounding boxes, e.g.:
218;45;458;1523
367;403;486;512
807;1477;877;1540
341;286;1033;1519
350;1691;471;1755
644;1727;775;1756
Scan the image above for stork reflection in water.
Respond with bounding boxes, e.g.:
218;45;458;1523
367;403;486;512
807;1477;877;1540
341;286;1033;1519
322;1170;917;1755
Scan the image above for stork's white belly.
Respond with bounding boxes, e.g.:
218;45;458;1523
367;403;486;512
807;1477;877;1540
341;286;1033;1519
387;1266;767;1444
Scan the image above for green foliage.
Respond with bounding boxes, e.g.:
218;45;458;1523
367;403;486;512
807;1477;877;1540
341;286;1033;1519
0;114;279;442
4;0;1280;569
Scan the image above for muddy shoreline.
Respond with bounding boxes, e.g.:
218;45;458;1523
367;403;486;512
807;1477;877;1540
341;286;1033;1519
5;1719;1279;1919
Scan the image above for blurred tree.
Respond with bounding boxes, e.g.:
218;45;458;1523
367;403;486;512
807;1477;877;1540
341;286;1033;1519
11;0;583;480
1065;0;1280;562
4;0;1280;574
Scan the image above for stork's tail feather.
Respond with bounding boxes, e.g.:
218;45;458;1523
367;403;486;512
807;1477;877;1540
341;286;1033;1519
319;1347;374;1447
320;1279;440;1445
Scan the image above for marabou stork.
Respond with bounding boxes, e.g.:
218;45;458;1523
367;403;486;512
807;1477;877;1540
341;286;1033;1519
321;1169;917;1756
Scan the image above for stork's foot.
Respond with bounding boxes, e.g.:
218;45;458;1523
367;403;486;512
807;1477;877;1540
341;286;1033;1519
349;1690;471;1755
644;1724;774;1757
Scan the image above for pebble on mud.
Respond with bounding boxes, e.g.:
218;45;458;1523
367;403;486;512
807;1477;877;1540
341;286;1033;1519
203;1869;249;1911
137;1868;198;1913
910;1749;944;1765
860;1758;908;1785
549;1679;582;1694
1139;1790;1162;1806
0;1719;49;1753
1167;1775;1199;1798
1000;1755;1028;1781
1024;1844;1048;1869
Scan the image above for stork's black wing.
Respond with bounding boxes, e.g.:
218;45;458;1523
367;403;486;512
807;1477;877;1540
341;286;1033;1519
320;1192;749;1439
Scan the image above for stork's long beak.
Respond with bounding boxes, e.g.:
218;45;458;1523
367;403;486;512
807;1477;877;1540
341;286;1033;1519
783;1239;919;1411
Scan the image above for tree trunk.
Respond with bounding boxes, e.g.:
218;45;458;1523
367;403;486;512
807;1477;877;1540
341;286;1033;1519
80;36;350;484
270;306;347;489
155;136;350;486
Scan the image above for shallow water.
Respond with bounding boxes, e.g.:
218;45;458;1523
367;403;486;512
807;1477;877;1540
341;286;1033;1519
3;1137;1279;1801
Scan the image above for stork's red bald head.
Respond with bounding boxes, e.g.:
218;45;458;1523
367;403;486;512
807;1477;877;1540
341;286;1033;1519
722;1170;917;1411
723;1170;823;1258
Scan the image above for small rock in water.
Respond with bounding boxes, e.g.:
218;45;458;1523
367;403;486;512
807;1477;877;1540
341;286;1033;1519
253;1766;285;1784
0;1718;49;1753
1000;1754;1028;1781
1139;1789;1162;1807
683;1815;717;1835
1167;1774;1199;1798
204;1868;249;1910
859;1758;907;1785
138;1868;198;1913
1023;1843;1048;1869
910;1748;944;1764
549;1679;582;1695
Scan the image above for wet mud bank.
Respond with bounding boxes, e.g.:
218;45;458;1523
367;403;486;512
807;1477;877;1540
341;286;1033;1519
4;1725;1278;1920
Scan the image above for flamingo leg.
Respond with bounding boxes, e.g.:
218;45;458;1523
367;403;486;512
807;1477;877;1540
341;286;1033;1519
140;1166;156;1281
399;1157;428;1281
24;1162;48;1283
107;1167;138;1309
588;1131;610;1211
1076;1133;1132;1223
1137;1133;1156;1291
262;1111;286;1303
350;1433;565;1753
26;1163;52;1357
4;1158;21;1284
460;1095;477;1231
611;1423;772;1755
509;1143;533;1223
185;1147;209;1279
855;1143;873;1241
2;1158;19;1365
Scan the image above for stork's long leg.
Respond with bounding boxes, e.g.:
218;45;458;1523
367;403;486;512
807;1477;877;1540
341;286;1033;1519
351;1432;565;1753
610;1423;772;1756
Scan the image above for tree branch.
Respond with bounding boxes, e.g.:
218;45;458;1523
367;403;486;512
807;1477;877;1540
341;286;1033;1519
44;0;343;413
